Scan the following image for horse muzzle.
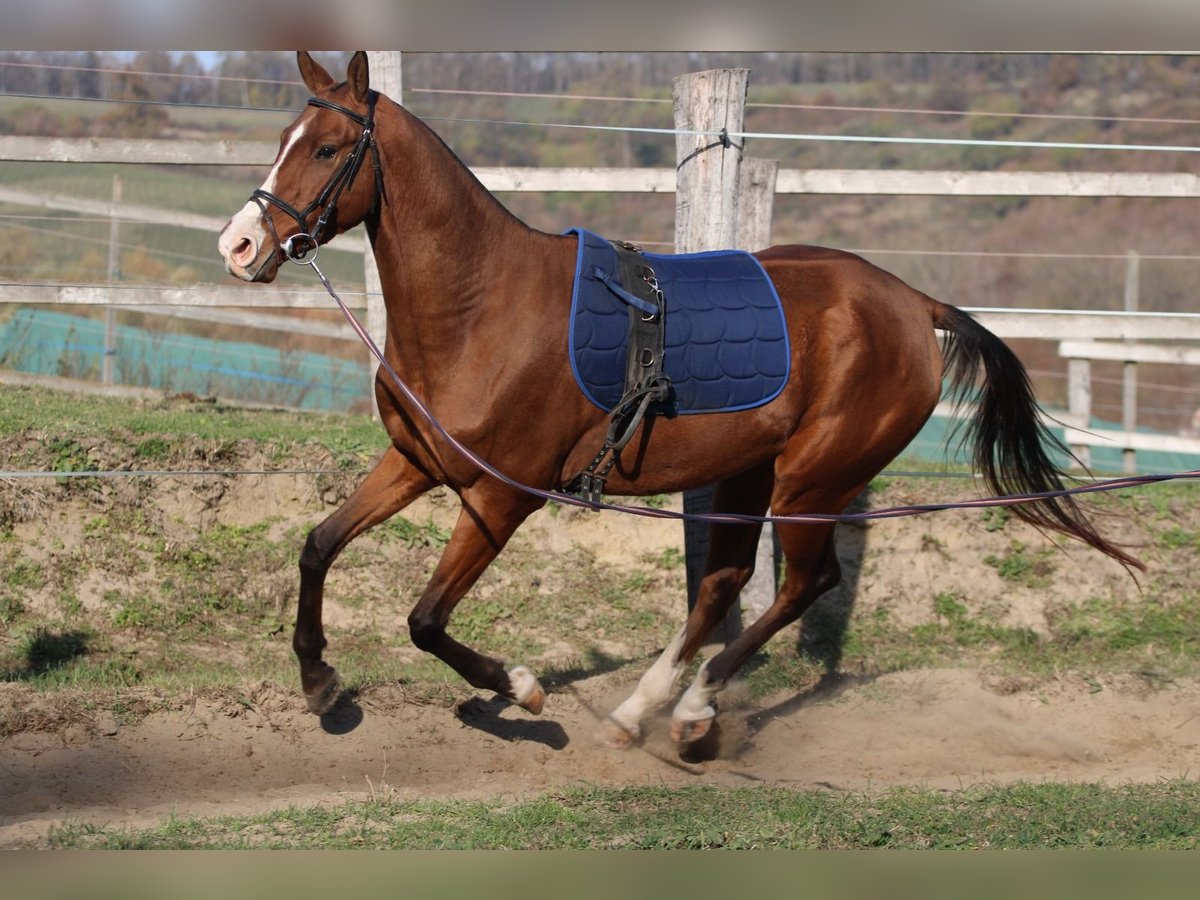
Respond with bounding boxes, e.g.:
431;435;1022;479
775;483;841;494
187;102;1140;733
218;204;283;283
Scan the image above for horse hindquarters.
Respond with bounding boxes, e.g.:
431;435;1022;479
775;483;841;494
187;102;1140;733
606;264;947;747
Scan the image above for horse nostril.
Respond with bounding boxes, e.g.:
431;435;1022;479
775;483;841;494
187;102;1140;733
232;237;254;264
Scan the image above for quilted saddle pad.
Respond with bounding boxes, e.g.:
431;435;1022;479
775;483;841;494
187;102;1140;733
565;227;790;415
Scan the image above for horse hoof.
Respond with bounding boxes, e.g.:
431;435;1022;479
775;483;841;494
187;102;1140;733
599;718;639;750
304;666;342;716
670;713;715;746
508;666;545;715
521;685;545;715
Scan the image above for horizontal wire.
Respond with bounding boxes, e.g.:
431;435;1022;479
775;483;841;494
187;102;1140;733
5;88;1200;155
0;58;303;88
848;248;1200;262
0;279;364;296
1;466;1150;484
0;90;298;115
419;113;1200;154
413;86;1200;128
963;307;1200;319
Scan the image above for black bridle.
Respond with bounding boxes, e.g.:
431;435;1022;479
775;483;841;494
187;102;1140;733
251;90;384;262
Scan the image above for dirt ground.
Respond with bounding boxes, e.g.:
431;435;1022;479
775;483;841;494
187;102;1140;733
3;667;1198;848
1;462;1198;848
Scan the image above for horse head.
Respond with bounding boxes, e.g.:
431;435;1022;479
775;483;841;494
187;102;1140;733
218;51;381;283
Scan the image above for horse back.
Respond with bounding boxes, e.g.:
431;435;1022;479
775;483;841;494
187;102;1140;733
755;242;947;340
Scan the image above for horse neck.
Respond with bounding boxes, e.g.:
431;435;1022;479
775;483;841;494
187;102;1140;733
367;101;544;355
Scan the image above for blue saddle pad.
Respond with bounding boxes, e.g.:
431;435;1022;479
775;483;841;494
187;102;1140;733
566;227;790;415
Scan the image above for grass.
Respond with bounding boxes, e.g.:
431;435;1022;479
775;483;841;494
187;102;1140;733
983;540;1058;588
46;780;1200;849
2;388;1197;701
0;383;387;454
3;384;1200;851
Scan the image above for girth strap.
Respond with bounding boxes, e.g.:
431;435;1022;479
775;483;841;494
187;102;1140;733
568;240;672;503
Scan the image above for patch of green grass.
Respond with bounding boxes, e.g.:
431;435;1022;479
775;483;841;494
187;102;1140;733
0;626;143;688
655;546;684;569
132;436;172;462
923;592;1042;655
4;558;45;590
376;516;451;549
452;599;515;644
787;583;1200;681
741;644;826;699
15;627;91;673
0;385;386;457
1158;526;1199;552
109;591;169;631
0;593;26;627
46;781;1200;849
984;540;1057;588
1048;595;1200;665
981;507;1010;533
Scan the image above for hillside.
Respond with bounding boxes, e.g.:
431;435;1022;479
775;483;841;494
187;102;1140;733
2;383;1200;846
1;51;1199;428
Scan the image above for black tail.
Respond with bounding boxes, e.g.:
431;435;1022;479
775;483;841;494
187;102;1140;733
935;304;1142;572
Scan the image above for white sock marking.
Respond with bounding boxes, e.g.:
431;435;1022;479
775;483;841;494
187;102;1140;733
608;625;689;737
673;661;718;725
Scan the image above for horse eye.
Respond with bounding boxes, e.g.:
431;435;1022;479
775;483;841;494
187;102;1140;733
315;145;337;160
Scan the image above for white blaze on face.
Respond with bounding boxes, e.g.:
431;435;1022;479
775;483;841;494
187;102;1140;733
218;121;310;278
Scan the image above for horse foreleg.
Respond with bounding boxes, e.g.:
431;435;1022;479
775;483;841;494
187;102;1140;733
296;446;437;714
406;485;546;712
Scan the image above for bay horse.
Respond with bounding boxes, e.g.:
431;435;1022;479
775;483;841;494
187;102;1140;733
218;52;1138;750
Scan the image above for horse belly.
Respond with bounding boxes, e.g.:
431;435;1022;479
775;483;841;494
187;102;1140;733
593;405;791;496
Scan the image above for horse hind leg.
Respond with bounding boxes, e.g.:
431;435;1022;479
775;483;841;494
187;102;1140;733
296;446;437;714
603;462;773;747
669;520;842;747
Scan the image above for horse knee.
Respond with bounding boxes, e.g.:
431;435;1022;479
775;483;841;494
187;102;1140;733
299;525;339;577
407;609;442;652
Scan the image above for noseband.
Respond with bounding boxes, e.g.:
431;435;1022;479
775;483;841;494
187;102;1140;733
251;90;384;261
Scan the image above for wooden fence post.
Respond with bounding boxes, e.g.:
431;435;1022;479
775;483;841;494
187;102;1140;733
674;68;749;646
1068;356;1092;469
1122;250;1140;473
364;52;402;415
103;174;122;385
734;157;780;624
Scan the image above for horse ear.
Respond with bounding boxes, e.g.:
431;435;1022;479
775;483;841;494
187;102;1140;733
347;51;370;103
297;51;335;94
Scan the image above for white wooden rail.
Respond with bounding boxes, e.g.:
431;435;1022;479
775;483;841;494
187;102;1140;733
1059;340;1200;470
8;134;1200;199
3;133;1200;469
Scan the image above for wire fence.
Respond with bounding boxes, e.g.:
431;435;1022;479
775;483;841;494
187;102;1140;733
2;53;1200;461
